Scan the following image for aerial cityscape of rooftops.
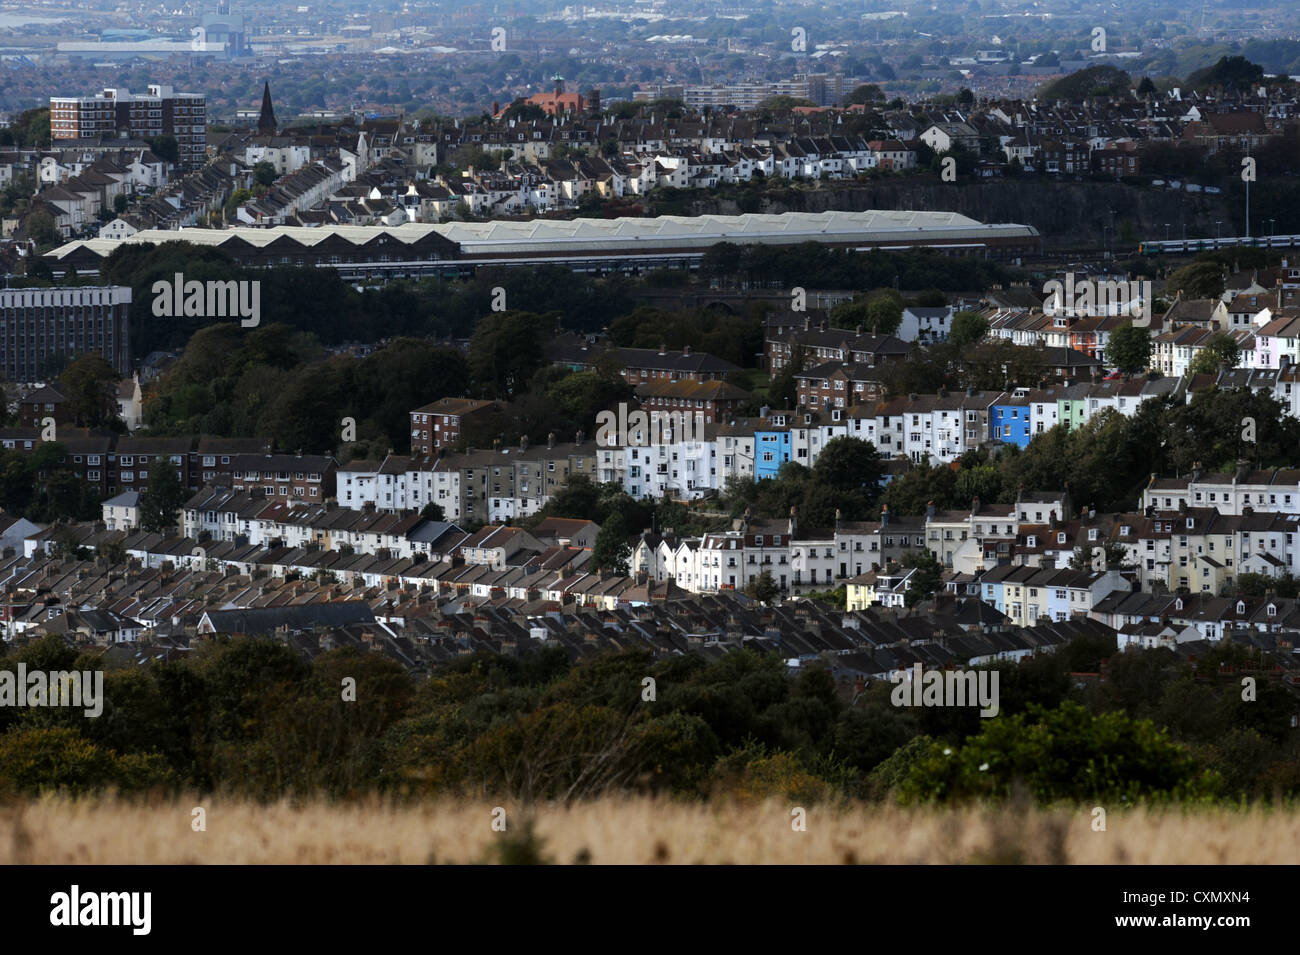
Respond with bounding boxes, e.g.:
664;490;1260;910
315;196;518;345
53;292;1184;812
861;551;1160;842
1;0;1299;880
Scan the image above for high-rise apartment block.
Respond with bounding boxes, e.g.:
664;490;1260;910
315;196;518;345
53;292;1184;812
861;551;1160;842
50;85;207;169
0;286;133;382
683;74;846;110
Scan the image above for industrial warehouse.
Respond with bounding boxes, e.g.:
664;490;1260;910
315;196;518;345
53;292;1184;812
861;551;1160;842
42;210;1041;279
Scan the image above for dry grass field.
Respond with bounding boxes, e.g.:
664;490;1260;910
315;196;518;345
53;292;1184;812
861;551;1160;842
3;796;1297;864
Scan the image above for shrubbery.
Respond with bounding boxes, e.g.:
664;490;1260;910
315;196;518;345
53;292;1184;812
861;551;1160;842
0;632;1295;806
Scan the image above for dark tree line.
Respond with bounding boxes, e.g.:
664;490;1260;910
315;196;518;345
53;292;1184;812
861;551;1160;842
0;632;1294;805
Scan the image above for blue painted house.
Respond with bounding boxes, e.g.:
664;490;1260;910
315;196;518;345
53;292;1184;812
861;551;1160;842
991;391;1032;448
754;428;792;479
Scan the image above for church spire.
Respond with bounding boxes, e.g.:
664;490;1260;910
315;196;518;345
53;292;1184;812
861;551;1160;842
257;81;277;134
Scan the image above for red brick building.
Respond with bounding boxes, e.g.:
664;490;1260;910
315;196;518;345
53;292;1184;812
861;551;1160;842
410;397;497;455
17;386;69;430
510;78;597;116
229;452;337;501
795;362;886;410
634;379;751;425
546;337;739;385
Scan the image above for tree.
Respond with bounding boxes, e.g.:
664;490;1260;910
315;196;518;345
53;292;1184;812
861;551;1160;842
467;310;556;399
139;461;187;533
768;345;808;409
801;586;846;609
1232;572;1300;598
113;193;128;214
867;298;903;336
546;369;633;425
591;514;631;575
901;549;944;607
846;84;885;105
758;96;816;111
252;161;277;187
144;134;179;164
949;310;990;349
0;106;50;148
1187;334;1241;376
829;294;902;336
1068;541;1132;572
575;191;605;217
880;462;958;516
59;355;121;428
746;570;778;603
1068;544;1096;571
1164;260;1226;299
1186;56;1264;94
0;727;172;797
26;209;58;248
1136;76;1157;97
223;188;253;218
897;701;1218;804
1104;322;1151;375
1038;65;1131;102
420;502;446;521
501;100;547;123
809;437;885;518
530;474;602;524
1164;387;1300;474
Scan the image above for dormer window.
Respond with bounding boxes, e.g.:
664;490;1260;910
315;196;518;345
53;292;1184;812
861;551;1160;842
1057;532;1066;543
1088;528;1098;540
1236;601;1246;614
1186;518;1194;528
1267;603;1277;617
1175;598;1184;610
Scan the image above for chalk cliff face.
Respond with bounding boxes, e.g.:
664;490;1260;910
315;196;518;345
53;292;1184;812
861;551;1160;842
661;179;1239;250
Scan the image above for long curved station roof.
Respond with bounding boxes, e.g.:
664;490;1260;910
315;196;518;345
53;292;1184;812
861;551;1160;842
46;210;1039;269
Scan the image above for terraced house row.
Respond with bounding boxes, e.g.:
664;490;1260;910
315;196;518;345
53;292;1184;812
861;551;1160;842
337;378;1198;524
5;531;1148;687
